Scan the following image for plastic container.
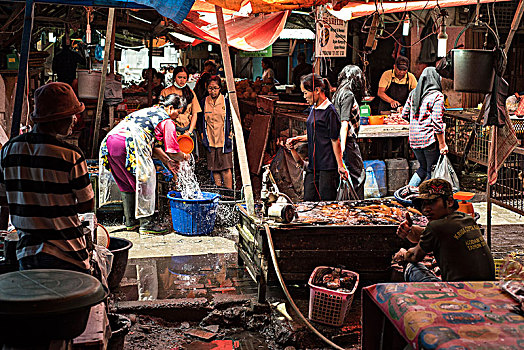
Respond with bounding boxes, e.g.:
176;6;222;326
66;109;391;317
308;266;359;327
409;160;420;179
107;313;131;350
360;116;369;125
494;258;504;279
363;160;387;197
77;69;102;99
108;237;133;290
385;158;409;195
167;191;220;236
369;115;384;125
6;53;18;70
177;134;194;154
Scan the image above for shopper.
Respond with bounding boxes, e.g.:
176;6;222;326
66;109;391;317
0;83;93;273
161;66;201;152
286;73;347;201
194;60;218;101
333;65;367;199
198;76;233;189
402;67;448;186
99;94;189;234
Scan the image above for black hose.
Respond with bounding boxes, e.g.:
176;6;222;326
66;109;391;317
263;223;346;350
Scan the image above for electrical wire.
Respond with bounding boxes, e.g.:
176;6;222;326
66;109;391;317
263;223;345;350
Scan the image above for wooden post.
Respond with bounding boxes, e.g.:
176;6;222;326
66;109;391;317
147;35;153;107
288;39;296;84
11;0;34;138
215;5;254;215
91;7;115;158
485;0;524;247
108;18;116;130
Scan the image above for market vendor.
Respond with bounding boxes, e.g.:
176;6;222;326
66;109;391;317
377;56;417;114
402;67;448;187
393;178;495;282
161;66;201;153
333;65;367;199
292;52;312;93
52;35;86;86
99;94;190;235
286;73;347;201
261;58;276;85
0;83;93;273
198;76;233;189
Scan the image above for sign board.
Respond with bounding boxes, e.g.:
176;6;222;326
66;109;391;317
315;7;348;58
239;45;272;57
152;47;165;57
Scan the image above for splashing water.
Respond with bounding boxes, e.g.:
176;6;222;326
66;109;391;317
176;155;203;199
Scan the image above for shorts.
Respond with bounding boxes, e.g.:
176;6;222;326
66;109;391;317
207;147;233;171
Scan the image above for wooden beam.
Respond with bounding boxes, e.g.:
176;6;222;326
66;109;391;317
215;5;254;216
503;0;524;56
91;7;115;158
11;0;34;138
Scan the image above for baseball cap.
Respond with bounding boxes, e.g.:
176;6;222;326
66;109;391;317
395;56;409;71
412;178;453;208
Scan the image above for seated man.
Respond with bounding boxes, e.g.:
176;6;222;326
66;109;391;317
0;82;94;273
393;179;495;282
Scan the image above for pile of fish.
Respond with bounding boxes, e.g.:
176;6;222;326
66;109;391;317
295;199;427;226
311;267;357;293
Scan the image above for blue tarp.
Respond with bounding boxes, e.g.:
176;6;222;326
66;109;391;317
4;0;195;24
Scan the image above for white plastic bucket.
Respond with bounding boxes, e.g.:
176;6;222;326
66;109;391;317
77;69;101;99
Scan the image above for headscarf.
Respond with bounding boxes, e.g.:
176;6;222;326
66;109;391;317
411;67;442;113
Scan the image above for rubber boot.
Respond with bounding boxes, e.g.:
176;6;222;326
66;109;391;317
121;192;139;231
139;216;168;235
408;172;423;187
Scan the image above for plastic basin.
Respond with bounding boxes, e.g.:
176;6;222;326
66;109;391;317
167;191;220;236
108;237;133;290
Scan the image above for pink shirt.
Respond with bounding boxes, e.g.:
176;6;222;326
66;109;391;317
155;119;181;153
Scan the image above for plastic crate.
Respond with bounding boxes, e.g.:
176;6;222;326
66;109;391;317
167;191;220;236
308;266;359;327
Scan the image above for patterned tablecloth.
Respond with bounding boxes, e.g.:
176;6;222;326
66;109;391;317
363;281;524;349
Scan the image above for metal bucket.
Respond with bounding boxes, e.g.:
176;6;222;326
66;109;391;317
452;49;495;93
77;69;101;99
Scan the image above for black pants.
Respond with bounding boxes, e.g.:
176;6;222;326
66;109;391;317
343;137;365;200
412;142;440;180
304;169;339;202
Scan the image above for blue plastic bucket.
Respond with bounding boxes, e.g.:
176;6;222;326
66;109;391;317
167;191;220;236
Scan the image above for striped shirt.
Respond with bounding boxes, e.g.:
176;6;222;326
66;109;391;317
0;132;94;270
402;90;445;149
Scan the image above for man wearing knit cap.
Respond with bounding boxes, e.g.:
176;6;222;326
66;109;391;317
0;82;94;273
377;55;418;114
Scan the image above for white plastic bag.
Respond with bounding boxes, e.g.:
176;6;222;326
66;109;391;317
364;166;381;199
432;155;460;191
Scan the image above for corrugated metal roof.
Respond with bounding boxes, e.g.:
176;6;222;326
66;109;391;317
278;28;315;40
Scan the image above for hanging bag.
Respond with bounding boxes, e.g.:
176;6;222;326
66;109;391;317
432;155;460;192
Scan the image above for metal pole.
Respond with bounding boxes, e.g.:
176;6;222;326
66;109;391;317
147;35;153;106
91;7;115;158
11;0;34;138
215;5;254;215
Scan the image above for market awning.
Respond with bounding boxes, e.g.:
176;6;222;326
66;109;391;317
180;11;289;51
201;0;328;14
279;28;315;40
327;0;512;21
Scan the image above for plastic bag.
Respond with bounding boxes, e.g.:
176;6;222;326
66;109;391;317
432;155;460;192
364;166;381;199
91;245;114;291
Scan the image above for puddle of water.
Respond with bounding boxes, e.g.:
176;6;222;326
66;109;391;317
125;253;257;301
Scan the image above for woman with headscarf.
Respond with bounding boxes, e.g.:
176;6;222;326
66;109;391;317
402;67;448;187
333;65;367;199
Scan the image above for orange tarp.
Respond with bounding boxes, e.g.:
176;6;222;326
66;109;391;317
327;0;512;21
201;0;328;14
180;10;289;51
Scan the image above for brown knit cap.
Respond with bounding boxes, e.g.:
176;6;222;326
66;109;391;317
32;82;85;122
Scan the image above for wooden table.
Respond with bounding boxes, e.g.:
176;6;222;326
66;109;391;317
362;281;524;350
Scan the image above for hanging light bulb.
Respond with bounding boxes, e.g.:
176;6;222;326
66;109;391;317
85;7;92;44
437;22;448;57
402;14;410;36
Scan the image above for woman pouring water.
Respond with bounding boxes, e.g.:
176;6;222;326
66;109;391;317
99;94;190;234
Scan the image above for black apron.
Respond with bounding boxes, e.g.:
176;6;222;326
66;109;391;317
378;70;411;113
343;137;366;200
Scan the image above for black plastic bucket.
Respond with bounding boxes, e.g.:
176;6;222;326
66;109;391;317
107;313;131;350
108;237;133;290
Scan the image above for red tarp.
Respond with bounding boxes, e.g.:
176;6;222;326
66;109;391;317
179;11;289;51
328;0;512;21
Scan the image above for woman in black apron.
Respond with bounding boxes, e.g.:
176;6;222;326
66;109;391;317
377;69;411;114
333;65;366;199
